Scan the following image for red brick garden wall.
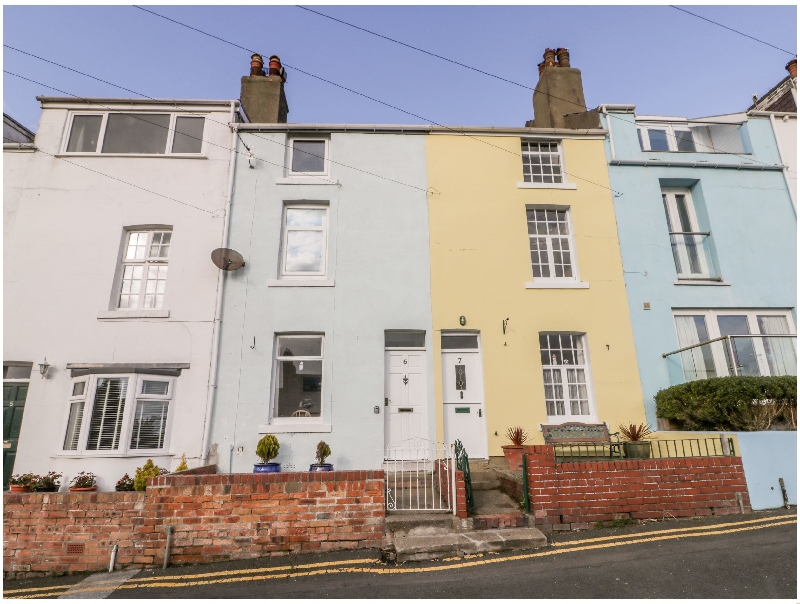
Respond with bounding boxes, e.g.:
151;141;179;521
4;470;386;578
524;445;751;532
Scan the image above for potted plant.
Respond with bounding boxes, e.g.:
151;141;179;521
33;471;62;492
133;460;168;491
8;473;37;493
501;426;530;470
115;473;135;492
254;435;281;473
619;423;653;459
69;471;97;492
309;441;333;471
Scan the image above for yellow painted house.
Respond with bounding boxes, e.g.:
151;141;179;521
425;50;646;456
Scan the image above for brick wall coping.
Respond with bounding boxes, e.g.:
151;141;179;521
149;469;385;488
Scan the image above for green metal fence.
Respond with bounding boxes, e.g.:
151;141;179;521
453;439;475;513
552;436;736;463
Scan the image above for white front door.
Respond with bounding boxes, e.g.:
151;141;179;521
385;350;427;451
441;336;487;459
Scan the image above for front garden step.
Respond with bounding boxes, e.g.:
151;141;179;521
393;527;547;563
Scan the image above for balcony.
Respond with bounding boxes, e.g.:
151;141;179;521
668;232;721;281
663;334;797;384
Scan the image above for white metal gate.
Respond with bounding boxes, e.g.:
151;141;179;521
384;438;453;512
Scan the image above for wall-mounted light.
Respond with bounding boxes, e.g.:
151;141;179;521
459;315;466;326
38;358;50;379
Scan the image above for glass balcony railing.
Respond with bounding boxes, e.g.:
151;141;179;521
663;334;797;384
668;232;721;281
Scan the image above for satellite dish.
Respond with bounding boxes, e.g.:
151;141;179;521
211;248;245;271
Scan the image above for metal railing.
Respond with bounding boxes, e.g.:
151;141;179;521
552;435;736;462
453;439;475;513
668;232;721;281
384;438;452;512
663;334;797;383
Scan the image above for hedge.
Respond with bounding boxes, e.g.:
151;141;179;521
655;375;797;432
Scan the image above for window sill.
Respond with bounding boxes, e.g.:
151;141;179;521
97;310;170;320
267;279;335;287
259;424;332;433
275;177;339;185
673;280;730;286
526;281;589;289
52;452;174;459
517;182;577;190
56;153;207;159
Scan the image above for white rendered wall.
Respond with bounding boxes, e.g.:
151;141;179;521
3;101;235;490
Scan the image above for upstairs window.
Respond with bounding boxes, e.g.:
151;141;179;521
280;206;328;277
522;141;563;184
118;230;171;310
526;207;577;281
289;139;327;174
637;122;744;154
661;188;719;281
63;112;205;155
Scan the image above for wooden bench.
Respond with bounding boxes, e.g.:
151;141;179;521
542;422;622;460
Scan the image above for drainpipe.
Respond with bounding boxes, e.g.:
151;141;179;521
200;100;239;465
600;105;616;161
768;112;796;212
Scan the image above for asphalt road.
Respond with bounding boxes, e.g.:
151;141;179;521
5;511;796;599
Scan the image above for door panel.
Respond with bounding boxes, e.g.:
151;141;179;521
441;350;487;458
3;382;28;487
385;351;427;454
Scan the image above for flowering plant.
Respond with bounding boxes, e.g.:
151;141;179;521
115;473;135;492
33;471;62;491
70;471;96;489
8;473;37;487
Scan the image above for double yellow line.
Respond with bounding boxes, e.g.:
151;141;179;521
5;515;795;599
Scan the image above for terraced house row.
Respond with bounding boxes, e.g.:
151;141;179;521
4;51;796;504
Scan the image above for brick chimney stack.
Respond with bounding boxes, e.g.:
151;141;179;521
527;47;600;129
240;53;289;123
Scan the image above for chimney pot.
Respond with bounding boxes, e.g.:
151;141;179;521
269;55;287;83
556;48;570;68
250;54;265;77
786;58;797;78
543;48;557;68
537;61;546;77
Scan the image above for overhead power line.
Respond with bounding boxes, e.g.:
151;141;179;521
295;5;791;172
132;5;622;196
670;6;796;56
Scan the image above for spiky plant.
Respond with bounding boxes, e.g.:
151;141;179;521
505;426;530;446
618;423;653;442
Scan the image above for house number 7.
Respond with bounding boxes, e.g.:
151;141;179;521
458;358;461;363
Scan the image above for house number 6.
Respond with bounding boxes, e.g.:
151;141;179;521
403;359;407;364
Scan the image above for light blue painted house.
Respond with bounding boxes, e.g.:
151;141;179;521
599;101;797;431
208;58;435;472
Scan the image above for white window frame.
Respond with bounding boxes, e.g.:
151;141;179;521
637;122;694;152
539;332;598;424
519;139;576;189
269;334;325;425
287;138;329;177
116;229;172;310
661;188;715;281
672;309;797;378
279;205;329;279
58;374;175;457
525;206;581;285
60;111;207;156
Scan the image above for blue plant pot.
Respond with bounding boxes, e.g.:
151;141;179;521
309;464;333;472
253;462;281;473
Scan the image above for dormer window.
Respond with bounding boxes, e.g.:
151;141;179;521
63;112;205;155
637;122;744;154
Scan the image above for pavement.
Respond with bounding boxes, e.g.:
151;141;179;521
3;508;796;599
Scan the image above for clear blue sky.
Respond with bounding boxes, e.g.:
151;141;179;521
3;5;797;132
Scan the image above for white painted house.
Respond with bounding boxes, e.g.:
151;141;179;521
3;97;239;490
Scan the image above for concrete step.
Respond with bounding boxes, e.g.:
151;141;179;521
393;527;547;563
386;512;459;537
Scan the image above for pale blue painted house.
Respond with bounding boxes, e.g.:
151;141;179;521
599;104;797;430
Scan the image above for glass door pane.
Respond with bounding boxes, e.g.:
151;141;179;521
757;316;797;376
717;316;760;376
